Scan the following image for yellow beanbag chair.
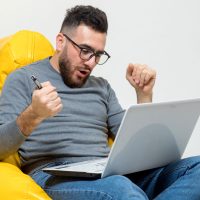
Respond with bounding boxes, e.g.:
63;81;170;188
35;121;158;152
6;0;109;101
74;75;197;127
0;30;53;199
0;163;51;200
0;30;54;91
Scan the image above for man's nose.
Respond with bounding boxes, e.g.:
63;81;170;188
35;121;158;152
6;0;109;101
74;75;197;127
83;55;96;69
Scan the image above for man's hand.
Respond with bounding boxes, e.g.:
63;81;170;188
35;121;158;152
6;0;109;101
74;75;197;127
17;81;63;136
31;81;63;120
126;63;156;103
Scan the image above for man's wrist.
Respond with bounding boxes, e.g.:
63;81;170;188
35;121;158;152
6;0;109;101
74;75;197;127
16;105;43;137
136;92;153;104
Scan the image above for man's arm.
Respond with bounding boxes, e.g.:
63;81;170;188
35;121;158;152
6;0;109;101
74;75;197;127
126;63;156;104
0;121;26;160
0;71;62;159
16;81;63;136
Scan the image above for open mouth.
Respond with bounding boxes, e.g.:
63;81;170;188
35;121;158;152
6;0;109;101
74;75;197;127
77;68;90;77
79;70;88;75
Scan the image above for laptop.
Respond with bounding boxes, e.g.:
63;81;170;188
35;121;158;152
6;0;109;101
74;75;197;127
43;98;200;178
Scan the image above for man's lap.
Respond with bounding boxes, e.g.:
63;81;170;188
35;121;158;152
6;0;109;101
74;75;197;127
30;156;200;200
31;171;147;200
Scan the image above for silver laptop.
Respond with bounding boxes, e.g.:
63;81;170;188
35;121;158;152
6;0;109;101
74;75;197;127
43;98;200;178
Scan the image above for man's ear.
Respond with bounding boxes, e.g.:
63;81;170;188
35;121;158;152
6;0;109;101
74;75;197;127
56;33;65;51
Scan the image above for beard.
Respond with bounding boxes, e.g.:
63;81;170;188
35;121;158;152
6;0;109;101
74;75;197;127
58;50;90;88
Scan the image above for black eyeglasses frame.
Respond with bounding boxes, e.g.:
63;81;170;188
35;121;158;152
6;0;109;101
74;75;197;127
62;33;110;65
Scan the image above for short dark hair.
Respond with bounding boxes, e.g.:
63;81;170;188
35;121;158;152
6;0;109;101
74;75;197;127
60;5;108;33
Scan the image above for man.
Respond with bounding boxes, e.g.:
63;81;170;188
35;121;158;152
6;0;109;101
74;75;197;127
0;5;200;200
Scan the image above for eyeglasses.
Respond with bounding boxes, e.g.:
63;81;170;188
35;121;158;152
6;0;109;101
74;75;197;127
62;33;110;65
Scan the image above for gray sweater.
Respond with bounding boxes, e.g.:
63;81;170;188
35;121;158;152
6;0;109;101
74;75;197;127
0;58;125;173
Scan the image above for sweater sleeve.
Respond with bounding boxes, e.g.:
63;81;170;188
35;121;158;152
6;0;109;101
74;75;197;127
0;68;32;160
106;81;125;136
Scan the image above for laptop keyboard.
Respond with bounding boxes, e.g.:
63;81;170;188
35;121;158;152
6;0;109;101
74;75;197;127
54;158;108;173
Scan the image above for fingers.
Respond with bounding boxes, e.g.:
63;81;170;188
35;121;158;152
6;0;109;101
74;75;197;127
126;63;156;88
45;96;63;117
134;64;146;86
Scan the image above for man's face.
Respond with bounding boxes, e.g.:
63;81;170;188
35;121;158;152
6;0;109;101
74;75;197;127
58;25;107;88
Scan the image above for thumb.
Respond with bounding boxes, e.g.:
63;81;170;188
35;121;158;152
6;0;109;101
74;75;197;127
126;64;136;87
126;63;134;79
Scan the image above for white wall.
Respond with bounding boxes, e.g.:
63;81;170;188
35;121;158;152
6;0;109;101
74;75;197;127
1;0;200;157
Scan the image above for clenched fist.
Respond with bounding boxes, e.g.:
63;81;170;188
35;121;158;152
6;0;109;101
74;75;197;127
31;81;63;120
126;63;156;103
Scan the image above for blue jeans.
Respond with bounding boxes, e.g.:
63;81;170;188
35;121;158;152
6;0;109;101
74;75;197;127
30;156;200;200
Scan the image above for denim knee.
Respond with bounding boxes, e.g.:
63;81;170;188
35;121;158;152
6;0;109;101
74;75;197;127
103;175;148;200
